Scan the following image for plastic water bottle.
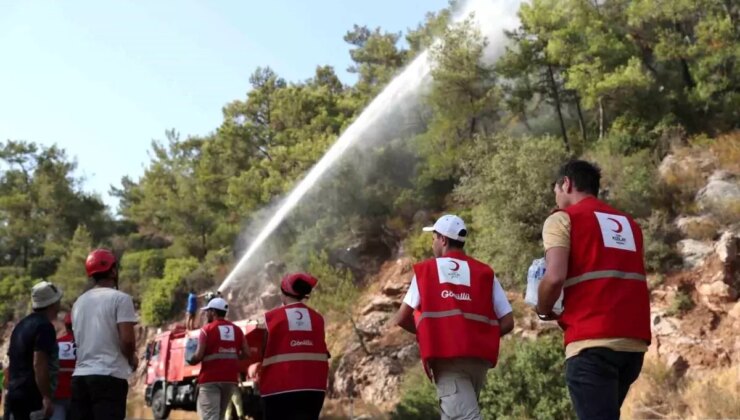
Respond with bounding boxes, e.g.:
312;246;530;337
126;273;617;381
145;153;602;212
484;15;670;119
185;338;197;362
524;258;564;315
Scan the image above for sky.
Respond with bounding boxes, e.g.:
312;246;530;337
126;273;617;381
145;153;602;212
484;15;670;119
0;0;449;212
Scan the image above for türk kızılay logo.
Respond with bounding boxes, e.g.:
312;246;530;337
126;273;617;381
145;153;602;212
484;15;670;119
441;290;472;301
287;307;313;332
594;212;636;252
437;258;471;286
218;325;235;342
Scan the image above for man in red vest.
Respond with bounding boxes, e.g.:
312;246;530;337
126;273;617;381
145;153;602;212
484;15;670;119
391;214;514;420
259;273;329;420
187;297;249;420
52;313;75;420
537;160;651;419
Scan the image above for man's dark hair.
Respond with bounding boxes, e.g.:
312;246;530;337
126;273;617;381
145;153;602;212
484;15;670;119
213;309;227;318
556;160;601;196
436;230;466;249
91;267;116;282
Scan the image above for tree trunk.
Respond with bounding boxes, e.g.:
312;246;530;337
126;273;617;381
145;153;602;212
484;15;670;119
200;228;208;262
547;65;570;151
522;110;532;132
680;58;696;89
598;97;606;140
575;96;587;143
22;243;29;269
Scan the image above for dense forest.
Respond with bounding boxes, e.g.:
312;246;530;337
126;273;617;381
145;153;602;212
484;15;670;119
1;0;737;334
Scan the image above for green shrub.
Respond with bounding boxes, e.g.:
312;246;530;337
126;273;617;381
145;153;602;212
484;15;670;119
480;334;574;420
118;249;166;304
666;289;694;317
140;257;198;326
29;256;60;279
403;228;433;261
391;367;439;420
641;211;682;273
589;146;659;219
392;335;574;420
0;267;34;321
49;225;94;307
455;134;569;287
306;251;359;319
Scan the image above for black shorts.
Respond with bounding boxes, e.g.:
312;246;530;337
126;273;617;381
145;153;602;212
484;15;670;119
69;375;129;420
7;392;42;420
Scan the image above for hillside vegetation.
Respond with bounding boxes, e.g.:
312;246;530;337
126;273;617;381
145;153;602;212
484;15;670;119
1;0;738;416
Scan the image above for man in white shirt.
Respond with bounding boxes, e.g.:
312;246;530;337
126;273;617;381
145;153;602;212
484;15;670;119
391;215;514;420
70;249;137;420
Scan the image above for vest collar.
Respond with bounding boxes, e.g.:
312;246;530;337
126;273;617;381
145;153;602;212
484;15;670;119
567;195;598;209
442;250;467;259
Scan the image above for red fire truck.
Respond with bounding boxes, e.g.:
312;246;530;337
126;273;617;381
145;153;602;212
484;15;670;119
144;320;265;419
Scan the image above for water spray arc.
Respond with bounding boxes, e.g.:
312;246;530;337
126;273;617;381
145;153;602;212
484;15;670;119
219;0;522;292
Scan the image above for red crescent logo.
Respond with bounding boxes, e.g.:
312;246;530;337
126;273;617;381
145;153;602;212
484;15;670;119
296;311;304;320
449;261;460;272
607;217;623;233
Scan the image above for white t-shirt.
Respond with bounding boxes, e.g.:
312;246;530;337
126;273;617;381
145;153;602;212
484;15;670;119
72;287;138;379
403;275;513;318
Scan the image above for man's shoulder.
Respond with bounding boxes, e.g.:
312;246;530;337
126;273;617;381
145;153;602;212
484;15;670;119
10;313;43;339
85;287;133;302
544;210;571;225
413;257;438;269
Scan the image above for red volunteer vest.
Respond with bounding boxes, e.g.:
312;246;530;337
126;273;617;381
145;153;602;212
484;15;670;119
55;333;75;400
198;319;243;384
260;302;329;396
413;251;501;369
558;197;651;345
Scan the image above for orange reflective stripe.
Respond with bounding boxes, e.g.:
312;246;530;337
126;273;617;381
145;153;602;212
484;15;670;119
564;270;646;288
416;309;499;326
262;352;328;367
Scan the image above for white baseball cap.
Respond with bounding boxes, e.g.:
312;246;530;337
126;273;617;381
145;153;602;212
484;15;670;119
202;297;228;312
31;281;63;309
422;214;467;242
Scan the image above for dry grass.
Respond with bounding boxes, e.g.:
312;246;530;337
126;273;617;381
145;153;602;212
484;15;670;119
709;131;740;175
623;359;740;419
623;358;685;419
683;365;740;419
711;199;740;227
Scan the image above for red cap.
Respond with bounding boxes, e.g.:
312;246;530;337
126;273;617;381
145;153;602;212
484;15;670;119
85;248;117;277
63;312;72;325
280;273;318;297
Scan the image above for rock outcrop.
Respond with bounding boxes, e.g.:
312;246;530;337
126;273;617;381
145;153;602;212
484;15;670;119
328;258;416;409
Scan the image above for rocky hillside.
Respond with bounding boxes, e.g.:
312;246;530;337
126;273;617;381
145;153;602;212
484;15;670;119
1;144;737;420
317;145;740;418
127;143;740;419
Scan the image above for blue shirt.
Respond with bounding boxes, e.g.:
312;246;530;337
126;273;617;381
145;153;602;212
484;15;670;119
187;293;198;314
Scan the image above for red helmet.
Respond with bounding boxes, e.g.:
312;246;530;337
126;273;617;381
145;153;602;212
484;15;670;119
280;273;318;297
85;248;117;277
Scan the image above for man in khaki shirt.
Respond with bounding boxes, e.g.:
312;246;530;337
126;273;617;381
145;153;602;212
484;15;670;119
537;160;649;420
